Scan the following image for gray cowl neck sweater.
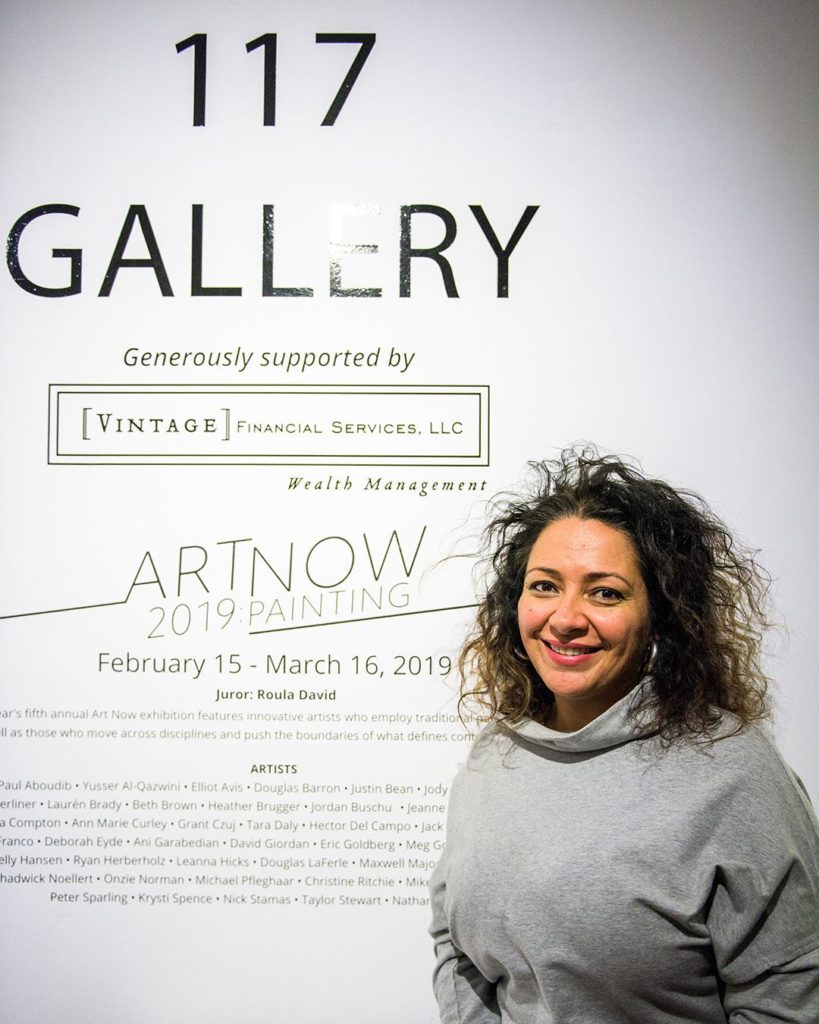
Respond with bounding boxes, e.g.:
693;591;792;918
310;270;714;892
430;684;819;1024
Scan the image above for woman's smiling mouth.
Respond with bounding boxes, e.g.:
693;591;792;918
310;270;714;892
541;640;600;664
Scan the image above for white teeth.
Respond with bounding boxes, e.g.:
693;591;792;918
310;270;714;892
547;643;594;656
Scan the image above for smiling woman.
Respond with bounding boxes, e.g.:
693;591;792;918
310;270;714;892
430;448;819;1024
517;517;652;732
455;448;772;740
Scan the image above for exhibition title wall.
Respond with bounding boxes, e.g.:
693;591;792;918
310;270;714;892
2;3;817;1022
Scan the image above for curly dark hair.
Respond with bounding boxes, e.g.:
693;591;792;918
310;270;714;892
459;447;772;740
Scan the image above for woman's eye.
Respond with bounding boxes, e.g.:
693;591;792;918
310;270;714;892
529;580;556;594
593;587;623;602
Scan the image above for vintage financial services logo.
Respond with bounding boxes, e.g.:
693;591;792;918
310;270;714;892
48;384;490;467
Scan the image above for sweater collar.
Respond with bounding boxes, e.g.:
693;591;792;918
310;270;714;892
500;679;651;753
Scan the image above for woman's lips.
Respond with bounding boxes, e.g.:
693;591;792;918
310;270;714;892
540;639;599;666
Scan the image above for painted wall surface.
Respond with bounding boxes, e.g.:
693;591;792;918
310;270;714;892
1;2;816;1021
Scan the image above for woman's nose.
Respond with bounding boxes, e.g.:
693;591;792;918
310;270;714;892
549;592;588;634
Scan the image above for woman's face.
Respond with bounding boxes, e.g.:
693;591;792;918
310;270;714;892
517;517;652;730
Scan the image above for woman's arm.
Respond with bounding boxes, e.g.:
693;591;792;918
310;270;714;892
721;946;819;1024
429;846;502;1024
708;742;819;1023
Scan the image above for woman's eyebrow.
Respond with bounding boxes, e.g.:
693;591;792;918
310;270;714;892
584;571;631;585
524;567;631;585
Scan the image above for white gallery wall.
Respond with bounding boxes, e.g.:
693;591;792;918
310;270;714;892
1;2;817;1021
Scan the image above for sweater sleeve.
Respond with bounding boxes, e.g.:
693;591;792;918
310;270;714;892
429;844;501;1024
721;946;819;1024
706;743;819;1023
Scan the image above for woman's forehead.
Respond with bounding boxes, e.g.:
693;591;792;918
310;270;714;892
525;518;641;573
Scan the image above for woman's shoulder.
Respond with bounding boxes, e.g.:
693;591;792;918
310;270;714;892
444;720;518;787
460;719;507;763
701;718;798;776
670;719;818;827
